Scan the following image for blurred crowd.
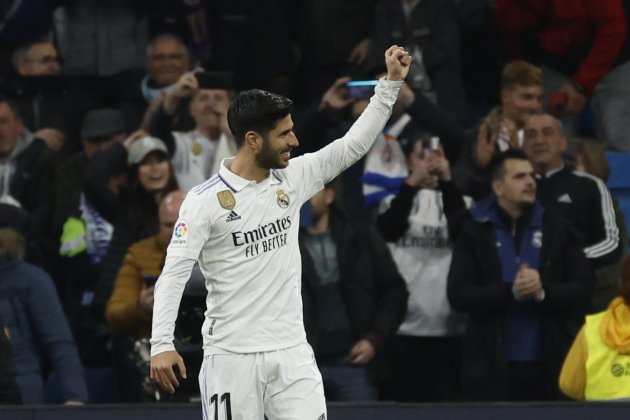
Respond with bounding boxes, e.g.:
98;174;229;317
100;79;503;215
1;0;630;405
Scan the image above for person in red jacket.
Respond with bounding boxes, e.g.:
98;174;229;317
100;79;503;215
493;0;630;151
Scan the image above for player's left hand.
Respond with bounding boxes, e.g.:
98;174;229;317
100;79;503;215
346;339;376;365
150;350;187;394
384;45;412;81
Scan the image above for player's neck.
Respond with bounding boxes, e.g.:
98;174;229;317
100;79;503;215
230;154;269;183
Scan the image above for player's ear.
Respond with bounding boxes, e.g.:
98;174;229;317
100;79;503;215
244;131;261;150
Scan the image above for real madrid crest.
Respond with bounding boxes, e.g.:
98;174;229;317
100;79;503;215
217;190;236;210
276;189;290;208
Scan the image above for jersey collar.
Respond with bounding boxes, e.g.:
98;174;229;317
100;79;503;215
218;158;283;192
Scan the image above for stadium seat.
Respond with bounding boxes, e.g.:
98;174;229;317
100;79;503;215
605;151;630;248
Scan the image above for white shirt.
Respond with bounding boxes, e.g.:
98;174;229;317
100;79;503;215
171;130;238;191
380;190;469;336
150;78;401;356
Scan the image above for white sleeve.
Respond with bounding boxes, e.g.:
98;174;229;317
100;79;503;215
150;255;196;356
166;191;211;260
314;78;401;185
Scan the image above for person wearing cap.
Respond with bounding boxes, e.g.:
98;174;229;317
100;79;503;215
52;109;128;236
82;132;178;332
53;109;129;370
149;70;238;191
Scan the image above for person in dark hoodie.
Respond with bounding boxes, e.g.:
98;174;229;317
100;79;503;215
559;255;630;400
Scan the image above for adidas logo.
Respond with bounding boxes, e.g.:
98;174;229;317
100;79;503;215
557;193;572;203
226;210;241;222
317;414;326;420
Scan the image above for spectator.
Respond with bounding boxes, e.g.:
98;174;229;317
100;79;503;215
1;40;100;153
0;0;54;79
559;255;630;400
116;34;192;132
454;60;544;200
376;139;469;402
365;0;467;120
0;204;87;404
149;70;237;190
569;138;628;312
300;180;408;401
447;149;593;400
0;97;57;209
0;96;60;270
12;40;60;76
361;80;466;212
494;0;630;151
83;133;178;324
53;109;127;236
54;109;128;368
522;114;621;279
106;190;187;339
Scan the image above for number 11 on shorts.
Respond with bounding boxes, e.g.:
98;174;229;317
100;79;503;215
210;392;232;420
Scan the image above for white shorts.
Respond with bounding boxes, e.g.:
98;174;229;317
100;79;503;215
199;343;327;420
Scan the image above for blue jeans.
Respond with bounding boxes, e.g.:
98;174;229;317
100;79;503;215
319;364;378;401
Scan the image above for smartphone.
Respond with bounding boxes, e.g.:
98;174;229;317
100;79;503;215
194;71;233;89
143;274;159;287
346;80;378;100
422;136;440;151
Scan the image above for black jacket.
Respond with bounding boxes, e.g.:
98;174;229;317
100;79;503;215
300;206;408;357
536;166;622;270
447;203;593;400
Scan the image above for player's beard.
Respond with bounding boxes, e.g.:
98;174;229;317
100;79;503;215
255;136;286;170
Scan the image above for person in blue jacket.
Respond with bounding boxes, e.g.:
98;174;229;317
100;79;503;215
0;203;87;404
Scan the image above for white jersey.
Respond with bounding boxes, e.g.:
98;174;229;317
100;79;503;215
171;130;238;191
381;189;470;336
150;78;401;356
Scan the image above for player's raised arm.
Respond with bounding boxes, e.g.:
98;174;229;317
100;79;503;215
313;45;411;184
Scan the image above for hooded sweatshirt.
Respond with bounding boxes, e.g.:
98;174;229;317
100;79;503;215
559;297;630;400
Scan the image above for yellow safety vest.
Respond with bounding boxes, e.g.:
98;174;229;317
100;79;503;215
585;311;630;400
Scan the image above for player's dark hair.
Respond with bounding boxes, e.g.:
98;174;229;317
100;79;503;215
489;149;530;181
227;89;293;147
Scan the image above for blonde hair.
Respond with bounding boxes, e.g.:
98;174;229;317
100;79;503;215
501;61;543;89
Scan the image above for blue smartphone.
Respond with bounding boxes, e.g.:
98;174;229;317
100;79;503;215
345;80;378;100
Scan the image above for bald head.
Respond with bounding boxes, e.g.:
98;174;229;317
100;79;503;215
159;190;186;245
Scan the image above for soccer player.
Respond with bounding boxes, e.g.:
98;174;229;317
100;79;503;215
150;45;411;419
